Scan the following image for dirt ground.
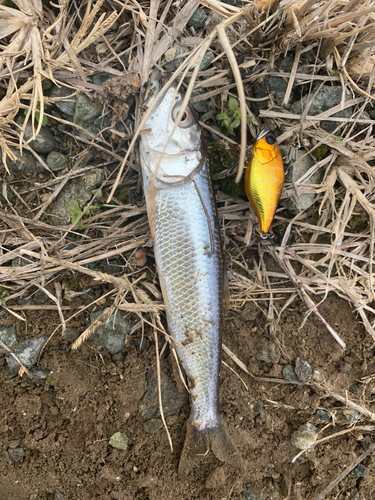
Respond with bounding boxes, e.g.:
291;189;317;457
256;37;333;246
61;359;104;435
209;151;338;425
1;276;375;500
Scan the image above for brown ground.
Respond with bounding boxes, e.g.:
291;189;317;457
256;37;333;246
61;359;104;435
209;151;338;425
1;289;375;500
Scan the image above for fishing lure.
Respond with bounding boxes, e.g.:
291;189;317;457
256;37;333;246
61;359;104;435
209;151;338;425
244;130;284;238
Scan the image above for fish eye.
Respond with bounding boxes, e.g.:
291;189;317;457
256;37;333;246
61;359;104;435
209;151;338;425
172;103;194;128
265;133;276;145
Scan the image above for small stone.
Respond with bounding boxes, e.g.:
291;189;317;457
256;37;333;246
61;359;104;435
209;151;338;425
349;385;360;396
73;94;102;128
199;50;214;71
130;248;147;268
7;148;45;175
339;362;352;374
54;491;66;500
4;336;47;378
133;337;149;351
253;401;263;417
289;86;353;134
92;72;114;86
139;370;185;419
241;485;268;500
256;340;280;364
109;432;128;451
205;466;226;489
291;423;320;450
0;326;19;358
91;309;133;355
144;418;163;434
29;495;38;500
187;8;207;29
29;367;50;380
315;409;331;422
312;370;323;383
342;408;359;422
164;43;185;70
47;168;105;225
47;151;68;172
350;464;367;478
282;365;301;384
15;117;59;155
295;357;312;383
8;447;24;460
50;85;77;117
280;145;321;211
361;436;373;451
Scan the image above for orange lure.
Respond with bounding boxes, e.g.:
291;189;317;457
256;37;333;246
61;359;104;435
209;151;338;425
244;130;284;237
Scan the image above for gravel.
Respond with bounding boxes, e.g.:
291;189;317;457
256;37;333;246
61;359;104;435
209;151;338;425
291;423;320;450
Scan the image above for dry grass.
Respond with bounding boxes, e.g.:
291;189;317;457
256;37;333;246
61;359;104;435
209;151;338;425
1;0;375;467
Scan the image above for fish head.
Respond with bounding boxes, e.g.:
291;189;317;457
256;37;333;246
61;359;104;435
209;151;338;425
251;130;280;165
140;78;202;184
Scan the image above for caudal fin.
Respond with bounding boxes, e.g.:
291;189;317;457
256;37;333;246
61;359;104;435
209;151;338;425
178;415;241;477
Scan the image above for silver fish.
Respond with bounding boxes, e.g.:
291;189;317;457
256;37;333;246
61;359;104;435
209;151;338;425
139;78;238;476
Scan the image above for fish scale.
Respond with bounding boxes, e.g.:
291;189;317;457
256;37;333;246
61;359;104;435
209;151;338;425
154;163;221;425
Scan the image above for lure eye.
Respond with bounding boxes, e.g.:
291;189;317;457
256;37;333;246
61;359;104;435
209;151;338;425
265;133;276;145
172;103;194;128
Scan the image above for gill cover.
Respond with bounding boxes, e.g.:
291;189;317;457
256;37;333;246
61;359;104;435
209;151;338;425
140;86;202;184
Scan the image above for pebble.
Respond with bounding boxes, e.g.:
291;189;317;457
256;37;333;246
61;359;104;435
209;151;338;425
350;464;367;478
7;148;44;175
256;340;280;364
280;145;320;211
187;8;207;29
92;72;115;86
50;85;77;117
54;491;66;500
291;423;320;450
139;370;185;419
289;86;353;134
295;357;312;383
4;336;47;378
29;495;38;500
130;248;147;268
253;401;263;417
0;326;19;358
144;418;163;434
109;432;128;451
342;408;359;422
339;361;352;374
91;309;133;355
312;370;323;383
241;485;269;500
349;385;360;396
268;52;314;106
164;43;185;70
112;352;124;362
47;168;105;225
47;151;68;172
73;94;102;128
29;367;50;380
191;89;211;114
282;364;301;384
361;435;373;451
16;117;59;155
133;337;149;351
315;409;331;422
199;50;214;71
8;447;24;460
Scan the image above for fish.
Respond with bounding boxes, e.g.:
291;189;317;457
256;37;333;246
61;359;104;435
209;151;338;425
139;77;239;476
244;130;284;238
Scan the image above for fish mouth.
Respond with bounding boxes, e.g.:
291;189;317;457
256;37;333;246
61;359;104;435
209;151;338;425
143;70;179;110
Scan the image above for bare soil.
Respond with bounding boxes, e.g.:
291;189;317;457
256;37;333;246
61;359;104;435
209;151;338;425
1;288;375;500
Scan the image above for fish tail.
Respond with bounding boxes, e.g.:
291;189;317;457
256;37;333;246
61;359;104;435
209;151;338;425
178;415;241;477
